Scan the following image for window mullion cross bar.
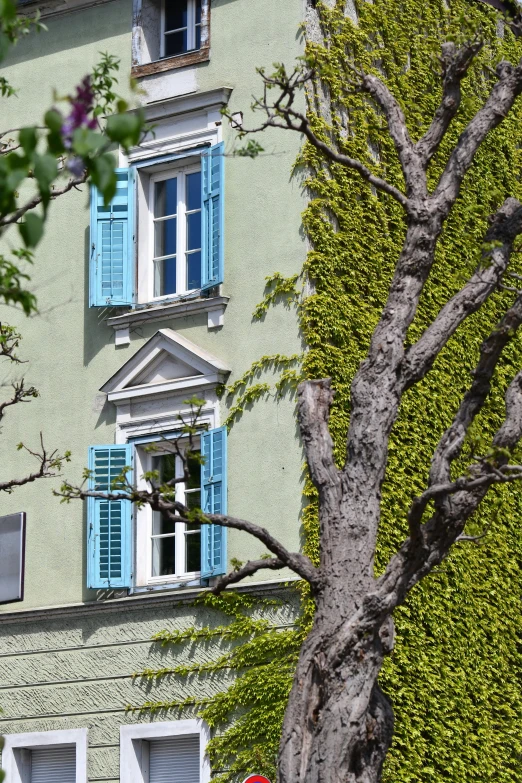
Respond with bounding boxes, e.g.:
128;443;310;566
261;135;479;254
154;213;177;222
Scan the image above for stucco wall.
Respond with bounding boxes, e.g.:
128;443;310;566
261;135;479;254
0;588;300;781
0;0;306;610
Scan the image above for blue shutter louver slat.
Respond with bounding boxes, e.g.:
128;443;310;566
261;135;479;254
200;427;227;578
87;444;133;589
89;168;135;307
201;142;224;291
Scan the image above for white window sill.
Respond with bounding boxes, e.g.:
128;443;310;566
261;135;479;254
130;577;203;595
105;295;229;345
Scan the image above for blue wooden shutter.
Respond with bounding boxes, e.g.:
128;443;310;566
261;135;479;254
201;142;224;291
87;444;133;588
200;426;227;578
89;168;135;307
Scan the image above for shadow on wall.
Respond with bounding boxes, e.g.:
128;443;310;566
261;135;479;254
5;0;132;66
83;226;118;367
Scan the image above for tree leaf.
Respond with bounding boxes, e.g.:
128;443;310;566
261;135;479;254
34;153;58;192
19;213;44;248
19;126;37;155
106;112;142;146
44;109;63;133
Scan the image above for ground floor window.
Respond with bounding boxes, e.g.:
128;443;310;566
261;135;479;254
120;719;210;783
1;729;87;783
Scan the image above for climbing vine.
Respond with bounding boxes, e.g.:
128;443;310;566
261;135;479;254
132;1;522;781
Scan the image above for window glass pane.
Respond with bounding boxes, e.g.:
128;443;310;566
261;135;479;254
186;251;201;291
151;455;177;534
195;0;202;24
152;536;176;576
195;24;201;50
154;256;177;297
186;171;201;212
165;2;188;32
154;177;177;218
185;489;201;510
152;512;176;536
154;216;177;259
164;29;187;57
186;529;201;572
187;211;201;252
159;453;177;482
187;453;200;489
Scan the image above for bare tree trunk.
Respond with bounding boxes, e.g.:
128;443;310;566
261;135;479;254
279;601;394;783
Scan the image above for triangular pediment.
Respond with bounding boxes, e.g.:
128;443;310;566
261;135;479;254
101;328;230;397
132;352;202;386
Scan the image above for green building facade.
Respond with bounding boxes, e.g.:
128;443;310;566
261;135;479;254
3;1;522;782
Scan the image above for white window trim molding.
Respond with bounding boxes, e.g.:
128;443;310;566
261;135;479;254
131;113;219;310
134;437;204;588
2;728;88;783
127;106;222;168
120;719;210;783
111;89;232;341
146;160;202;303
128;88;232;131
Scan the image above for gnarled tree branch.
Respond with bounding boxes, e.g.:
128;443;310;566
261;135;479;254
211;557;285;594
403;197;522;388
417;41;483;165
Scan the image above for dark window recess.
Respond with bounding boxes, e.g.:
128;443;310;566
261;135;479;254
0;512;26;604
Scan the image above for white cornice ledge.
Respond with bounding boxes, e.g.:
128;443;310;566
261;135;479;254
0;579;299;624
106;373;224;403
106;296;229;332
133;88;233;123
18;0;117;19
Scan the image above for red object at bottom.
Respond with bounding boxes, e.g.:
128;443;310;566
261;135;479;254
242;776;272;783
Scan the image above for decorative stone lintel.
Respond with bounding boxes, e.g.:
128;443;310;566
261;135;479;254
106;296;229;343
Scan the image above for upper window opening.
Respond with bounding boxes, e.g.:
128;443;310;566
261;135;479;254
132;0;210;76
163;0;202;58
150;447;202;579
151;167;202;299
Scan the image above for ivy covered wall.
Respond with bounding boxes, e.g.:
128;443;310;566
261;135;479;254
140;1;522;781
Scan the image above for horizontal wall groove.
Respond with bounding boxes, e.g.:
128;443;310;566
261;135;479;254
0;622;296;660
0;707;127;723
0;673;133;691
88;744;120;749
0;637;155;659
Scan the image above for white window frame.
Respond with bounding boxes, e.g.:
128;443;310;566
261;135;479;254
120;719;210;783
148;162;202;302
160;0;201;59
2;729;88;783
135;437;202;586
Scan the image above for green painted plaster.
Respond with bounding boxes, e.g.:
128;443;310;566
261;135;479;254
0;0;306;610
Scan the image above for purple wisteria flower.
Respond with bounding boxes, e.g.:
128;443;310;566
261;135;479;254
66;157;86;177
61;76;98;149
